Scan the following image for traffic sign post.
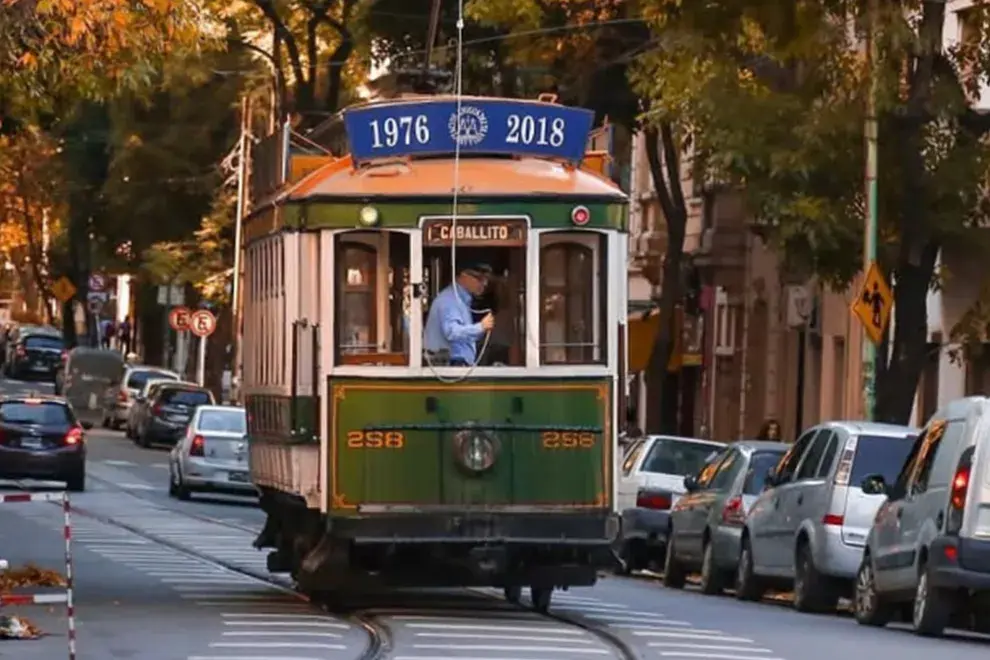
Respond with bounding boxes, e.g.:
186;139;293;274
51;277;77;304
168;306;191;332
190;310;217;386
88;273;107;293
851;261;893;346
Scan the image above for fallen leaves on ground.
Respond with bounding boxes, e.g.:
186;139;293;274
0;564;66;591
0;615;43;640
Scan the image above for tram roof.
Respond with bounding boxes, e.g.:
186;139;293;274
286;155;627;203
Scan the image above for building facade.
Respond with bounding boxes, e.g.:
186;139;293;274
627;1;990;440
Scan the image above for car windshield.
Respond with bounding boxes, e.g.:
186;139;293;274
25;336;63;350
0;402;72;426
641;438;723;476
127;370;177;390
198;410;246;433
161;389;212;406
744;450;787;495
850;434;916;486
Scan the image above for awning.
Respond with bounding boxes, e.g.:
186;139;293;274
628;305;660;373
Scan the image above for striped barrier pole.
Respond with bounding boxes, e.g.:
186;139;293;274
62;492;76;660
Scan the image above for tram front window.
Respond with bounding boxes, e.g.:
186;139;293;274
421;218;527;367
540;231;606;365
335;231;410;366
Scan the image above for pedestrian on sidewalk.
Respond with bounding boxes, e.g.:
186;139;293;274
757;418;782;441
119;316;132;354
101;318;116;349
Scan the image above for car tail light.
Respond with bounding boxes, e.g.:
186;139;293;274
189;434;205;457
947;447;974;535
721;495;745;525
60;350;68;363
152;403;162;416
118;390;128;402
636;490;671;510
833;436;859;486
823;513;845;526
64;427;83;445
15;346;25;357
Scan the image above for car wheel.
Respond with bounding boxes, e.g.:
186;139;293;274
530;586;552;613
137;428;150;448
912;568;951;636
65;469;85;493
101;410;111;428
662;534;687;589
854;555;892;627
110;418;122;431
793;542;838;613
503;585;521;604
735;536;767;602
170;464;191;501
699;539;726;595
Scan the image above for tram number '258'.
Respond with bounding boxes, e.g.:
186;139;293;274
346;431;405;449
506;115;566;147
541;431;596;449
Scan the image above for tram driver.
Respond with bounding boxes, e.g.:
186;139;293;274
424;261;495;367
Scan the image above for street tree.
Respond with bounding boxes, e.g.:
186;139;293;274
636;0;990;424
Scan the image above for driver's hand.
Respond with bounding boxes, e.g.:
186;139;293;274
480;313;494;332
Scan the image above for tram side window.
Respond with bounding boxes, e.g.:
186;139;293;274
539;232;606;365
335;231;410;366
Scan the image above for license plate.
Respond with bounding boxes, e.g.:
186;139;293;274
30;364;48;371
228;472;249;483
21;438;42;449
167;414;189;423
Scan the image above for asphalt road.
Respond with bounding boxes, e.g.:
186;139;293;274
3;375;990;660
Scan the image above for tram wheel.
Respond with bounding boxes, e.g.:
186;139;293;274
504;585;521;604
530;586;552;613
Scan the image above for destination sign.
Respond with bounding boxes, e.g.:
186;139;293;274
423;219;527;247
343;98;595;164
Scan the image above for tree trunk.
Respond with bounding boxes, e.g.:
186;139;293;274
643;124;689;434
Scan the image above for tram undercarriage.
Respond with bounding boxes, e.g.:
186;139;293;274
254;489;618;610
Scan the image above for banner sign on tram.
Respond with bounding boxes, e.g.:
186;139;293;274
343;99;595;164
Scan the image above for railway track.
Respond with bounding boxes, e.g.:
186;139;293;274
69;473;641;659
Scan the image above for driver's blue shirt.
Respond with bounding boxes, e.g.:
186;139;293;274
424;283;485;365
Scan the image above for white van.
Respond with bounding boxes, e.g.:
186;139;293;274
854;396;990;637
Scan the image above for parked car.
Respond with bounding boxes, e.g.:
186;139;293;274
663;441;788;593
737;421;916;612
0;394;92;491
126;378;184;439
58;348;125;427
101;365;179;430
614;434;725;572
168;405;253;500
854;397;990;637
5;331;65;382
135;382;215;447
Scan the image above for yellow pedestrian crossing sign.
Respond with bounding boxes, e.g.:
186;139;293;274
51;276;77;303
851;261;893;345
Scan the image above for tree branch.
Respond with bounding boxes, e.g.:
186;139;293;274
660;122;688;214
322;0;357;112
251;0;306;93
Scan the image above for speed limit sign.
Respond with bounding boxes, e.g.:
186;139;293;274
190;309;217;338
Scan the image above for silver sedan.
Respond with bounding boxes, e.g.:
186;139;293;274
167;405;255;500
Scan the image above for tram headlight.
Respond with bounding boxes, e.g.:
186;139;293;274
453;429;499;474
358;205;380;226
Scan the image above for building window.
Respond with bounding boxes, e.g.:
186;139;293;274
539;232;606;365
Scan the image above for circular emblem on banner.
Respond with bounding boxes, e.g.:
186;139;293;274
448;106;488;147
452;427;500;474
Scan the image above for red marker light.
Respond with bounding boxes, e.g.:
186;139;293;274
571;205;590;226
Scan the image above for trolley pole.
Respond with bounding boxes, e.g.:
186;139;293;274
862;0;880;420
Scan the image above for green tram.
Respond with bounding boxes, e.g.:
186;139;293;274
244;95;628;611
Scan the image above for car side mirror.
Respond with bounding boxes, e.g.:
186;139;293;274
80;421;94;430
683;475;698;492
860;474;888;496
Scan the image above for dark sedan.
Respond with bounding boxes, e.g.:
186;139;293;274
136;384;215;447
0;395;92;491
6;332;65;381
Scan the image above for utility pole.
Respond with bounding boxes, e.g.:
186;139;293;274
231;96;251;402
862;0;880;420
